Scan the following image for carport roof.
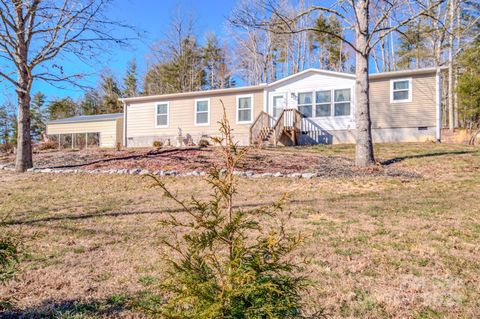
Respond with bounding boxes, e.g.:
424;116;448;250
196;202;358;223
47;113;123;124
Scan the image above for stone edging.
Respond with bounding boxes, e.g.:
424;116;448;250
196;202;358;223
0;165;319;179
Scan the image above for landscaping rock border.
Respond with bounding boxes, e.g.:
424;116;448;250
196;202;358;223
0;164;324;179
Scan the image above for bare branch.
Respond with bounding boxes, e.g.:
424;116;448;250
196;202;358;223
369;0;446;49
0;70;18;87
229;0;360;54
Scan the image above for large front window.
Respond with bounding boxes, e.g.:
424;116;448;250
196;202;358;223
195;99;210;125
296;89;351;118
334;89;351;116
237;95;253;123
297;92;313;118
315;90;331;117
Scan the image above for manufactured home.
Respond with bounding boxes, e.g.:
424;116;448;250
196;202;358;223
46;67;444;148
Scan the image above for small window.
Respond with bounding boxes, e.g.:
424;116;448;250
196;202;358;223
315;90;331;117
298;92;313;118
237;95;253;123
334;89;351;116
156;103;169;127
195;99;210;125
391;78;412;102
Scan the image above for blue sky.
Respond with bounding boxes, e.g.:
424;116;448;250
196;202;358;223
0;0;237;105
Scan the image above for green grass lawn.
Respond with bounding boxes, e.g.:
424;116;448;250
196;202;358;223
1;143;479;318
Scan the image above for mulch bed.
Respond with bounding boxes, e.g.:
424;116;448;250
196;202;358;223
0;147;420;178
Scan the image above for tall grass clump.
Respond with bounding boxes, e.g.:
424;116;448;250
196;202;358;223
150;105;310;318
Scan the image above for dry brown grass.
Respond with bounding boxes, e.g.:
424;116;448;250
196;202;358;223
0;143;479;318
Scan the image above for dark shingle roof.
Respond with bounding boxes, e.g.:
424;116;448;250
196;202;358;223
47;113;123;124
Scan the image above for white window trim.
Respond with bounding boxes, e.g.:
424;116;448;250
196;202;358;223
390;77;412;103
294;88;353;118
333;88;353;118
315;90;333;118
155;102;169;128
296;90;314;118
236;94;254;124
194;98;210;126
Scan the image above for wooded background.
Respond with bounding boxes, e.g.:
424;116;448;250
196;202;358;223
0;0;478;157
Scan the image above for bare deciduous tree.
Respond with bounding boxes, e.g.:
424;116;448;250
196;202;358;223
231;0;445;167
144;13;206;94
227;17;277;85
0;0;134;172
229;0;319;85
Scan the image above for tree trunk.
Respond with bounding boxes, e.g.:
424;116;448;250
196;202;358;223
389;17;396;71
15;86;33;172
354;0;375;167
448;0;455;131
454;1;461;128
13;3;34;173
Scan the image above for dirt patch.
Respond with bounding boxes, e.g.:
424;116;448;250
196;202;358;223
0;147;419;178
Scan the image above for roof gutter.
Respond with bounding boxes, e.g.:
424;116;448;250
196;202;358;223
369;66;448;79
46;117;123;125
119;84;267;104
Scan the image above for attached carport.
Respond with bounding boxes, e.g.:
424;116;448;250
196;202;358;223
46;113;124;148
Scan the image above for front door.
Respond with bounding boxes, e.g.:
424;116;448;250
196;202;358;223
271;93;287;119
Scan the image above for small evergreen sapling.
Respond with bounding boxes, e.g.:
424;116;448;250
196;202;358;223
150;103;308;318
0;218;19;284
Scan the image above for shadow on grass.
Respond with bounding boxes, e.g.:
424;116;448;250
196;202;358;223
381;150;475;166
6;199;317;226
1;291;165;319
1;296;132;319
42;147;202;170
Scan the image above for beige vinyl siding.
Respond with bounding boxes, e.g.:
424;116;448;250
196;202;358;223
369;73;436;129
126;90;264;138
47;120;118;147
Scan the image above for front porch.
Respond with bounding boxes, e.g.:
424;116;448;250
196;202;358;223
249;109;335;146
250;109;303;147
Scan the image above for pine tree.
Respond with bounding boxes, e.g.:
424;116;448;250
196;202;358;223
150;106;310;318
123;59;139;97
47;98;79;120
143;64;166;95
0;104;12;145
144;36;206;95
457;40;480;140
30;92;47;141
100;74;123;113
396;20;429;69
80;89;102;115
310;16;348;72
0;226;19;284
11;113;18;146
176;37;206;92
203;34;232;89
0;109;8;145
0;101;16;146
